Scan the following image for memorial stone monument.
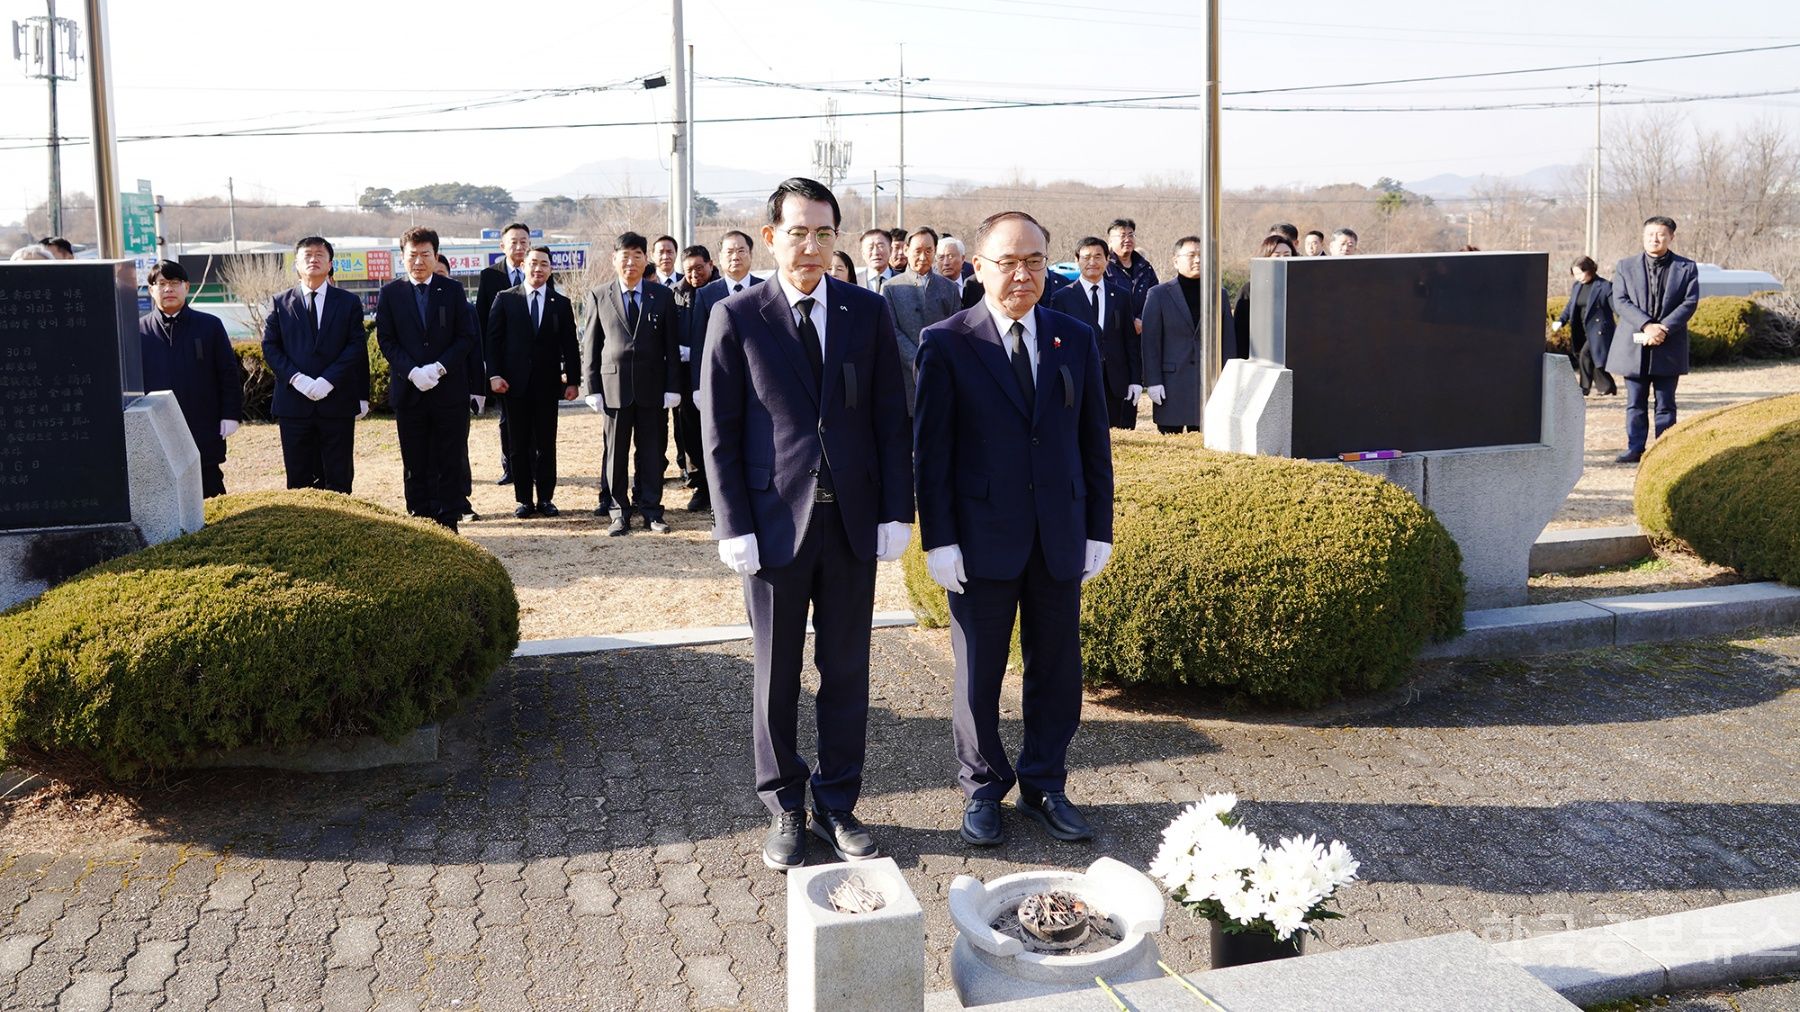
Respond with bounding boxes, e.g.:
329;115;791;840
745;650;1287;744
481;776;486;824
0;260;203;610
1206;252;1583;608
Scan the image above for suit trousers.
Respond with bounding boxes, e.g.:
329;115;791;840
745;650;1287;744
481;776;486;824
396;399;470;529
496;399;511;474
602;402;667;518
674;395;707;491
505;391;561;506
1106;393;1138;431
1624;375;1679;454
948;537;1083;801
201;459;226;499
277;416;355;494
745;501;876;814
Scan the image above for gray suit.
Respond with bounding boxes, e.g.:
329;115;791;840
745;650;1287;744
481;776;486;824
882;270;961;411
1140;279;1233;429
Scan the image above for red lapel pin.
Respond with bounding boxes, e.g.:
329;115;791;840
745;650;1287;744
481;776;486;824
1052;336;1062;348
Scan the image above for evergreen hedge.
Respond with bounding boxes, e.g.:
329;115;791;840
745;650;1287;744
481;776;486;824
1544;295;1765;364
1635;392;1800;586
903;432;1465;708
0;490;519;781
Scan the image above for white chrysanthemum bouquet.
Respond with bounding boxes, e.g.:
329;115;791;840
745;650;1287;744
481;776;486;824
1148;793;1359;942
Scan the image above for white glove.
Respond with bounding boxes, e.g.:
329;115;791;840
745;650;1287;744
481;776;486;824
1081;540;1113;583
926;544;967;595
471;395;486;413
289;372;316;394
357;400;370;420
1126;383;1142;402
428;361;447;380
1551;320;1565;332
305;376;334;401
662;392;682;410
585;394;603;413
679;346;692;363
718;533;760;575
219;419;239;439
875;521;911;562
407;366;439;392
1146;384;1166;405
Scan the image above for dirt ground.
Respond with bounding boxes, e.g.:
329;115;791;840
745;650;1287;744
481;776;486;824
218;359;1800;639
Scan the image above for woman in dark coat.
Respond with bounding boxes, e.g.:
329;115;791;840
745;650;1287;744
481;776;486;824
1232;233;1295;361
1552;255;1618;396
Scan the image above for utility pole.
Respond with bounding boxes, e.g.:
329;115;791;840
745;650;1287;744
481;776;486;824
868;47;926;230
870;171;879;229
685;42;694;236
12;0;80;237
83;0;119;258
669;0;690;245
1198;0;1223;413
226;177;238;253
1583;65;1624;260
152;191;165;259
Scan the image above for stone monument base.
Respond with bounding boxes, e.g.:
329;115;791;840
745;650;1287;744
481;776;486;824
0;523;146;611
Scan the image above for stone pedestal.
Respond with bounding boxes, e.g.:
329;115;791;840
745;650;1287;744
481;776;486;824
124;391;204;545
787;857;924;1012
1203;359;1292;458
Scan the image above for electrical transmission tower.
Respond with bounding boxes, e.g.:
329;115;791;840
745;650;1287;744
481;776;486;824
811;99;852;191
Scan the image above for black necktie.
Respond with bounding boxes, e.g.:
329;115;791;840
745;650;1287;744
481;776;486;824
531;289;541;330
307;289;319;334
511;268;522;287
732;282;743;293
626;289;639;332
1088;284;1101;330
1008;321;1035;416
797;297;824;389
414;284;430;327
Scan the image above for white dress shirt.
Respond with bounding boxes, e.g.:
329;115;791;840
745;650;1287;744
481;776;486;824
721;270;752;294
1082;279;1107;323
504;260;526;287
297;281;328;327
985;302;1038;380
776;273;828;359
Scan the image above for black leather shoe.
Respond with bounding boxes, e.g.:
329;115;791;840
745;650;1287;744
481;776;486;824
513;504;535;519
1018;790;1094;842
960;798;1004;847
811;809;879;861
538;502;560;517
461;510;482;523
495;473;512;486
1615;450;1643;464
686;489;711;512
607;516;629;537
763;810;807;871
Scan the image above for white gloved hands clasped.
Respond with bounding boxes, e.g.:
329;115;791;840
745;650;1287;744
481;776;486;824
926;544;967;595
407;366;440;392
305;376;334;401
875;521;911;563
718;533;761;576
1081;540;1113;583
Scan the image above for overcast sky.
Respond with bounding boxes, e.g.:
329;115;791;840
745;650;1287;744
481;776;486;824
2;0;1797;225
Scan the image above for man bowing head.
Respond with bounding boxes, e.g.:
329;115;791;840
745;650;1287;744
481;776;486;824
699;177;913;870
914;210;1115;847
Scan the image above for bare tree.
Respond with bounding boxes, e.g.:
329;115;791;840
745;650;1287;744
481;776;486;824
220;253;291;338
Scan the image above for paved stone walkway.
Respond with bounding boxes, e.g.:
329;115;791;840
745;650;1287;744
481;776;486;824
2;625;1798;1010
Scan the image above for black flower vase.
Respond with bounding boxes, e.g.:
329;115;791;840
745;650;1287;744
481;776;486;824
1209;923;1305;968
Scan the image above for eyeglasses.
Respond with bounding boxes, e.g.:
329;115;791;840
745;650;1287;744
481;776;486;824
1076;253;1107;263
977;255;1048;274
781;227;839;247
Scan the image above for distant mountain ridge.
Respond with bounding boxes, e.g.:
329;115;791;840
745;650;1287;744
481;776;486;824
1406;164;1581;200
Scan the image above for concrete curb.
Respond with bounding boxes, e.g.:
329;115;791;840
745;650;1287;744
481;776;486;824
513;610;919;657
1493;892;1800;1006
1421;581;1800;660
1529;524;1652;575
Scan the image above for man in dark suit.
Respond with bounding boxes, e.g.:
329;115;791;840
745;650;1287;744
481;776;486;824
263;235;370;494
376;227;480;531
687;240;766;514
914;210;1115;848
477;223;535;486
1141;236;1233;434
1104;217;1158;324
858;229;893;293
582;232;682;535
673;244;719;511
936;236;984;309
651;234;680;287
139;260;244;498
1609;215;1699;464
1052;236;1141;430
487;246;580;517
700;177;913;870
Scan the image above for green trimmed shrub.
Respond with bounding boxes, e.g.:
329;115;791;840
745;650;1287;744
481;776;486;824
1635;393;1800;586
1545;296;1571;355
235;340;274;421
1687;296;1760;364
0;490;519;781
902;432;1465;708
366;319;392;414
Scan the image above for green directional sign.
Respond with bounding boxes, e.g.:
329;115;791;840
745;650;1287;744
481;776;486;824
121;179;156;256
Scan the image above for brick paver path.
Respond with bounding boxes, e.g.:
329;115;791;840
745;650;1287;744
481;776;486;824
3;625;1798;1010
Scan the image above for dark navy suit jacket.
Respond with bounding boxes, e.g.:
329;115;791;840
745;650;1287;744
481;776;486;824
688;274;763;392
374;275;479;411
262;284;369;419
1609;252;1699;378
139;307;243;464
1555;277;1617;369
1050;278;1140;400
913;304;1115;584
699;275;912;569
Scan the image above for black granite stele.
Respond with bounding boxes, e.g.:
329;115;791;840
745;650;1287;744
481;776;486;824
0;261;141;532
1249;252;1549;460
